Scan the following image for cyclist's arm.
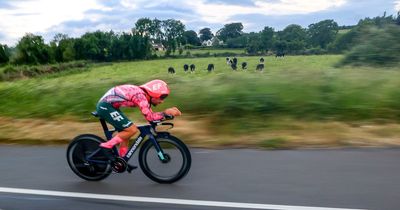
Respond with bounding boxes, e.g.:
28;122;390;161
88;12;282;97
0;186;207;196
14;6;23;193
133;94;165;121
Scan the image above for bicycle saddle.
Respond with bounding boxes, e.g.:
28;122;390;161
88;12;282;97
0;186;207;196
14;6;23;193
91;111;99;117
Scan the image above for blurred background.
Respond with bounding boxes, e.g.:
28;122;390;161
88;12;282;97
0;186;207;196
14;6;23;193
0;1;400;149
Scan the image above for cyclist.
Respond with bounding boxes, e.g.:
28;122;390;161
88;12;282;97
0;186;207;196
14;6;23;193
96;79;181;159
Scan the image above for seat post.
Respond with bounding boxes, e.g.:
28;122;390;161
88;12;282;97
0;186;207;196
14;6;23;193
99;118;114;140
92;111;115;140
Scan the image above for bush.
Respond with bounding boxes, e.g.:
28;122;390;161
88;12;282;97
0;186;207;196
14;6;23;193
0;61;90;81
340;24;400;66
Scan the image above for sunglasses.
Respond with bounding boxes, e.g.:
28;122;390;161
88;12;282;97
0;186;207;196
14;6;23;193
160;94;168;100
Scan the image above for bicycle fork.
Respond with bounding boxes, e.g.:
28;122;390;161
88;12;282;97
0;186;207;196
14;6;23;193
149;136;168;162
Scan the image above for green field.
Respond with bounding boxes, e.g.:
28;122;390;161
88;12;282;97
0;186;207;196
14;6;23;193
1;55;400;132
2;54;400;147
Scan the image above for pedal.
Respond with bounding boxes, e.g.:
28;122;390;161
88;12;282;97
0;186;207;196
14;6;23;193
126;164;138;173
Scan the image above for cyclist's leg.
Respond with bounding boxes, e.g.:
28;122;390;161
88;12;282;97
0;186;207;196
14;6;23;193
116;125;138;156
119;141;129;157
96;102;137;155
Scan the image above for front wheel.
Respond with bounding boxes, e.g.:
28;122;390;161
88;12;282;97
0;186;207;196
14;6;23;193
66;134;112;181
139;135;191;183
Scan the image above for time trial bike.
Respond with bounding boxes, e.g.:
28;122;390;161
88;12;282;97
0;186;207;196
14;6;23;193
66;112;191;183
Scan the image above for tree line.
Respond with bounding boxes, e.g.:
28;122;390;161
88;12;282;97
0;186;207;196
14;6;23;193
0;13;399;66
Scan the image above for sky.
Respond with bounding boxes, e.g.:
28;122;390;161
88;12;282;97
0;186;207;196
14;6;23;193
0;0;399;46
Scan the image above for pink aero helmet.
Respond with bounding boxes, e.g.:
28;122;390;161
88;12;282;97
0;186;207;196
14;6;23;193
140;79;170;99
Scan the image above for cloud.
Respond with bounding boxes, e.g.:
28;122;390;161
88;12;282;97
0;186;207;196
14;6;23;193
0;0;110;45
395;0;400;11
1;0;397;46
187;0;347;23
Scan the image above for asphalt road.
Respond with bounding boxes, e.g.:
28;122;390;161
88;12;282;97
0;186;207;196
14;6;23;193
0;145;399;210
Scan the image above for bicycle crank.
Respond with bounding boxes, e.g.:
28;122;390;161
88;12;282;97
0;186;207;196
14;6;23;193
111;157;127;173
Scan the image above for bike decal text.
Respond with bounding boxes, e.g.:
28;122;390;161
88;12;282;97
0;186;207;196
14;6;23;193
126;136;143;158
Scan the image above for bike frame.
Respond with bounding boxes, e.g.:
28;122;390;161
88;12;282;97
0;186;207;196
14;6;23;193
87;117;170;164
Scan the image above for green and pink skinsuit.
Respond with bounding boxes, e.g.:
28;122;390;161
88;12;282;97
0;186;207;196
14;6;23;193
96;84;165;155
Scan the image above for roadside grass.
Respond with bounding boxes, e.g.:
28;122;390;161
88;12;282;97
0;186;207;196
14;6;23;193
1;116;399;148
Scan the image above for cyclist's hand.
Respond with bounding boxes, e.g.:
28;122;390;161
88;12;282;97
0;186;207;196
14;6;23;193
164;107;181;116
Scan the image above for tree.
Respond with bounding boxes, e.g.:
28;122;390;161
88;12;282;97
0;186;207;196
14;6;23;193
75;31;114;61
150;18;163;43
74;30;152;61
260;26;274;52
226;35;247;48
199;28;213;42
216;22;243;42
109;32;138;60
273;40;288;54
357;14;396;28
62;42;76;62
74;31;114;61
308;19;339;49
245;32;263;54
0;44;10;64
279;24;307;53
50;33;75;62
328;28;359;53
183;30;200;46
281;24;307;42
14;33;52;64
161;19;185;53
135;18;153;37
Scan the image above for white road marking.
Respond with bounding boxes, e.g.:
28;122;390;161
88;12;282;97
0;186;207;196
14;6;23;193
0;187;367;210
194;151;211;154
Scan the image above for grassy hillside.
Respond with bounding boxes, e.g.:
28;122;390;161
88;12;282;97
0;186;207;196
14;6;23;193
1;55;400;134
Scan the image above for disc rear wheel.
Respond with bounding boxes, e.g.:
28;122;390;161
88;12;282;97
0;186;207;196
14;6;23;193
66;134;112;181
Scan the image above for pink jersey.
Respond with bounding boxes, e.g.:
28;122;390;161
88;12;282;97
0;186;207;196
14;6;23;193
99;85;165;121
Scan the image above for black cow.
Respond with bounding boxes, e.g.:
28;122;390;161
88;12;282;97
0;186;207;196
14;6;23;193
241;62;247;70
256;63;264;71
231;63;237;71
232;57;238;65
226;57;231;65
183;64;189;72
168;67;175;74
190;64;196;72
276;52;285;58
207;64;214;72
260;57;264;63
